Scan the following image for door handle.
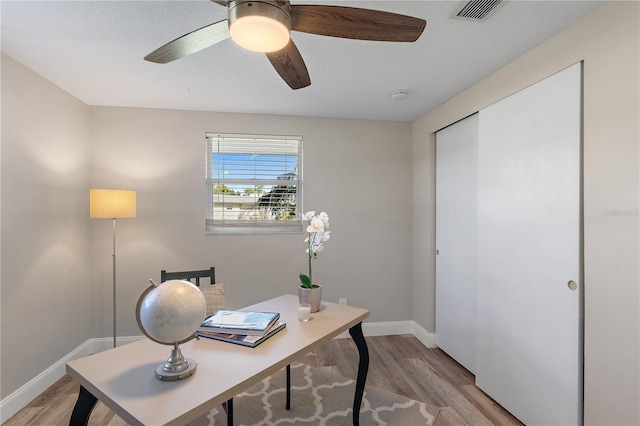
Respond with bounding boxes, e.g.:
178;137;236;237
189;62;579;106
567;280;578;291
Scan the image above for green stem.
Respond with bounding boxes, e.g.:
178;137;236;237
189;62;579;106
308;232;313;284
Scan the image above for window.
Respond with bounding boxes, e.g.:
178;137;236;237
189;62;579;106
206;133;303;234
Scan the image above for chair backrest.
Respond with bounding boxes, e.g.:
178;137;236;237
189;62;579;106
160;267;215;287
160;267;224;314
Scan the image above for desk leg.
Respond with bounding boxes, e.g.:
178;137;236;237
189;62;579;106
349;322;369;426
69;386;98;426
286;364;291;410
226;398;233;426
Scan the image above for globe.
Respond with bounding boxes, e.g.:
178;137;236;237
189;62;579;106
136;279;207;381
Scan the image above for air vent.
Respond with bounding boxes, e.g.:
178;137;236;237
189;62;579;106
451;0;504;21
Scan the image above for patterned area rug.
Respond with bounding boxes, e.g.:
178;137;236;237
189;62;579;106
188;363;439;426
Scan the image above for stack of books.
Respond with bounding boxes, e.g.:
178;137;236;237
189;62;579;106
197;310;286;348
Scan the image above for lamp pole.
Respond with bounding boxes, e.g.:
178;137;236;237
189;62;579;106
89;189;136;350
112;218;117;348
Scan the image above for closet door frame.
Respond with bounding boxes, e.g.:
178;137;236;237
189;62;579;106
435;113;479;374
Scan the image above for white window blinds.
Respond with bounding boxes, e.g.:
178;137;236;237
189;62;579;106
206;133;303;234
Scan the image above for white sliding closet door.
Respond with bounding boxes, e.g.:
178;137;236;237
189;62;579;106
476;63;582;425
435;113;478;374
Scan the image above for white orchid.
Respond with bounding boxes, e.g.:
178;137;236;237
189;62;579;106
317;211;329;226
299;211;330;288
308;231;330;254
306;216;326;234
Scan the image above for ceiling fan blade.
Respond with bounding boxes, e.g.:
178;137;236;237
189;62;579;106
291;5;426;42
209;0;229;6
144;19;230;64
265;39;311;90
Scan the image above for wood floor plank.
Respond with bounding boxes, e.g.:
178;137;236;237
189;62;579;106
90;402;127;426
407;357;495;426
412;359;500;426
434;406;470;426
1;407;47;426
3;335;521;426
459;384;523;426
420;345;475;386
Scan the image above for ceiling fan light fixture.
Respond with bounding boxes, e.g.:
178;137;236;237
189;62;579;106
230;16;289;52
229;1;291;53
146;0;427;90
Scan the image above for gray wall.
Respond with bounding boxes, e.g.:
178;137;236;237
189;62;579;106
1;54;91;398
1;62;414;397
88;107;414;338
412;2;639;425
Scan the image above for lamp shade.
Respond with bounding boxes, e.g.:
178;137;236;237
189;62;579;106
90;189;136;219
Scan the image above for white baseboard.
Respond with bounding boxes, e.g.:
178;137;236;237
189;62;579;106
0;336;143;423
0;323;435;422
410;321;437;348
334;320;436;348
90;335;145;354
0;339;94;424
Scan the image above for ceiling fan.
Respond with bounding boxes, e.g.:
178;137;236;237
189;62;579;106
144;0;426;90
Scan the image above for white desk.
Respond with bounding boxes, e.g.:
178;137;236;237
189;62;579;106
67;294;370;425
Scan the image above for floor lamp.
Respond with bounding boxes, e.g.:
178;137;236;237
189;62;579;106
90;189;137;348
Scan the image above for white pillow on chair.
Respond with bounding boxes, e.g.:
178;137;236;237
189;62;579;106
199;282;225;315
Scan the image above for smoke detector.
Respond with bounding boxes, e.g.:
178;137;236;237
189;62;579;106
391;90;409;101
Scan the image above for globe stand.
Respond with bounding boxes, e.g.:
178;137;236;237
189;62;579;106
136;279;207;383
155;343;198;381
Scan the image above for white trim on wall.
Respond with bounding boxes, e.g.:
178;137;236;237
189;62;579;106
0;339;96;423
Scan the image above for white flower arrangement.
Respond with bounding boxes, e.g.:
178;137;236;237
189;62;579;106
299;211;330;288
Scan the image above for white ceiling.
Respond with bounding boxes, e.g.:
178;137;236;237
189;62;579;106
1;0;604;122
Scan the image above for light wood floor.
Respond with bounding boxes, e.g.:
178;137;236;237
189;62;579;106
4;335;522;425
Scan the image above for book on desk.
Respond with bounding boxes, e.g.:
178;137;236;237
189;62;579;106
197;321;286;348
198;310;280;336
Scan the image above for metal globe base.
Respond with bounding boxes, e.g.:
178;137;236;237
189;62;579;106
155;344;198;382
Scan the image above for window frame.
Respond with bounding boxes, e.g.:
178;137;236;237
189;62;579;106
205;133;303;235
